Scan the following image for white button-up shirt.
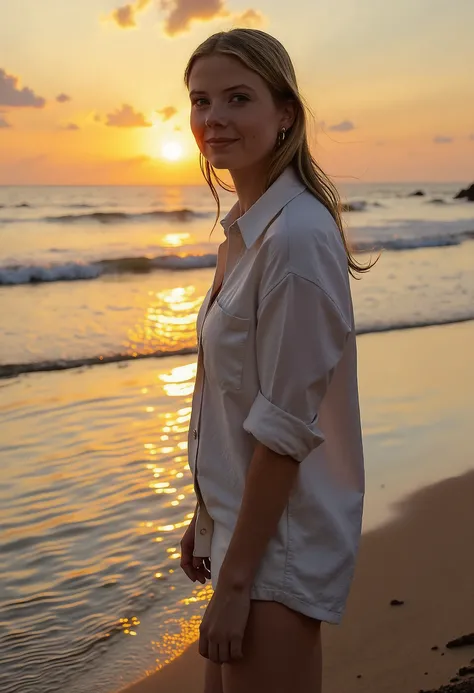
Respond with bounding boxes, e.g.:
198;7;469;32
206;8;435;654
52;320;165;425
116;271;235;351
188;166;364;624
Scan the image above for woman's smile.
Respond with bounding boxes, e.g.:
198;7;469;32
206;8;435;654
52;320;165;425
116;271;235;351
206;137;240;149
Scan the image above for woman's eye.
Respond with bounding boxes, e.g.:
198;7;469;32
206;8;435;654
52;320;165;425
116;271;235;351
230;94;249;103
192;98;208;107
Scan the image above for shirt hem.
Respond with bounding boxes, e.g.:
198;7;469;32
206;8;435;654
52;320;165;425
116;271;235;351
249;585;343;625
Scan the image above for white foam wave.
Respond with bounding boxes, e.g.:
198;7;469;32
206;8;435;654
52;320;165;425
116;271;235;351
0;254;218;285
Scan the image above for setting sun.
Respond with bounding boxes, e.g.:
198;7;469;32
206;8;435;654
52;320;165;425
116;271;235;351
162;141;184;161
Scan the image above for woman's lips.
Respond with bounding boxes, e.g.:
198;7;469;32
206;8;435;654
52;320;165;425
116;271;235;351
206;139;238;149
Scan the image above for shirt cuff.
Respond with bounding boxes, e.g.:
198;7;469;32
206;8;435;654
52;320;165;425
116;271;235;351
243;391;325;462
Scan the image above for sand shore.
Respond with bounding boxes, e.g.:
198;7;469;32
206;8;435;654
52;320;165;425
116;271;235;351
122;466;474;693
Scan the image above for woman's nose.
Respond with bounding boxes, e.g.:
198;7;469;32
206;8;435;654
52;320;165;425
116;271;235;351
205;105;227;128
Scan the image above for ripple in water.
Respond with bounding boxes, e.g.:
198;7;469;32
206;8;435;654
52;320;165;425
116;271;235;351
0;355;211;693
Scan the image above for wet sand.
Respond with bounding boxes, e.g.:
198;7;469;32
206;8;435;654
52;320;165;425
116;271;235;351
122;469;474;693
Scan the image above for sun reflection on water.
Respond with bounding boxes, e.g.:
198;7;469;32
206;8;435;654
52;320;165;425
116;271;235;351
161;233;191;247
113;345;214;666
150;583;214;670
125;286;203;356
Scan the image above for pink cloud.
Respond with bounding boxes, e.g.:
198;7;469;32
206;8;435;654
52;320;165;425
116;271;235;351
160;0;229;36
328;120;355;132
106;103;152;127
156;106;177;121
111;0;151;28
233;8;265;28
0;68;46;108
109;0;264;36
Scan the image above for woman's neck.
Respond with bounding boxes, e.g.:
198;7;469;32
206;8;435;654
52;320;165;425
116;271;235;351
229;161;268;216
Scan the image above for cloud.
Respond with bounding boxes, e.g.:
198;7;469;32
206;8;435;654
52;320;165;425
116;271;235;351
433;135;453;144
0;68;46;108
469;134;474;141
111;0;151;28
120;155;152;166
61;123;80;131
0;114;12;128
328;120;355;132
56;93;71;103
157;106;177;121
106;103;152;127
110;0;263;36
233;8;265;28
161;0;230;36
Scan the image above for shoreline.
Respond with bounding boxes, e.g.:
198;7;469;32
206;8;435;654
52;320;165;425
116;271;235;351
121;469;474;693
3;320;473;693
2;314;474;380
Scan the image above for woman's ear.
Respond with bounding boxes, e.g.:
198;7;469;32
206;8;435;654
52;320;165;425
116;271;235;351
281;99;297;130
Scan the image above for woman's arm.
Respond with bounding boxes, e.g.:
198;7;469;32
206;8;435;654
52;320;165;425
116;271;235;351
217;441;299;592
198;442;298;663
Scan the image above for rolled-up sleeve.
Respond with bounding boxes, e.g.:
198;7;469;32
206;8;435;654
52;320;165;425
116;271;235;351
243;271;351;462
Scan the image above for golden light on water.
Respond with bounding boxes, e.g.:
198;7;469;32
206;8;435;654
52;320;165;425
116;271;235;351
161;233;191;247
125;348;213;667
120;616;141;637
149;584;213;670
160;363;197;398
125;285;203;356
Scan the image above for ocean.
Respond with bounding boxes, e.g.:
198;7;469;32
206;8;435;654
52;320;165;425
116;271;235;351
1;180;473;693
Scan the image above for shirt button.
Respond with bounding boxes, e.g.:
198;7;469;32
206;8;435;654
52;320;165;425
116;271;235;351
200;528;207;535
192;429;197;439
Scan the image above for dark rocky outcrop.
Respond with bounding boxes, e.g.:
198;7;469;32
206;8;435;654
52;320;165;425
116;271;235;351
446;633;474;648
419;679;474;693
454;183;474;201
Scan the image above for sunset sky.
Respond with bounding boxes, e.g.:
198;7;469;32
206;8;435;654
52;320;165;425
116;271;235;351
1;0;473;185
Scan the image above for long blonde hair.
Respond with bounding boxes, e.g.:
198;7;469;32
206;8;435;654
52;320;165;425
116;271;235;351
184;28;377;278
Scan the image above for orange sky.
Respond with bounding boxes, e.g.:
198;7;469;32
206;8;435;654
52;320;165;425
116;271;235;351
1;0;473;185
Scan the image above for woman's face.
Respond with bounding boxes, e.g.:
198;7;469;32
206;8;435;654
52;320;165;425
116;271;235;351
188;54;293;172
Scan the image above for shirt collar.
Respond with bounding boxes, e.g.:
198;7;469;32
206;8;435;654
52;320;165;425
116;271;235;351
219;166;306;249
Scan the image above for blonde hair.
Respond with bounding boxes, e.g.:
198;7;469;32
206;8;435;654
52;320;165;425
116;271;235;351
184;28;377;278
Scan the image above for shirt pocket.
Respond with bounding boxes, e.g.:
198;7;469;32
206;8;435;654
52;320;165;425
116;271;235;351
202;300;250;391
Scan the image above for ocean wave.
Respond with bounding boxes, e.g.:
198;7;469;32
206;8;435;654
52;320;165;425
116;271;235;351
341;200;369;212
0;208;210;225
0;347;198;378
2;222;474;286
2;313;474;378
0;254;218;285
353;229;474;253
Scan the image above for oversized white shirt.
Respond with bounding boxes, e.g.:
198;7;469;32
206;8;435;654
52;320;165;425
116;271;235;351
188;165;365;624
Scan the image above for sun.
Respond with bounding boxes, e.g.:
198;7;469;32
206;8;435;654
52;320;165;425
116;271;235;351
161;140;184;161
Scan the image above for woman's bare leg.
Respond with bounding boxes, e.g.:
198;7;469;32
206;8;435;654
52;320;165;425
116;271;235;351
204;660;223;693
222;600;322;693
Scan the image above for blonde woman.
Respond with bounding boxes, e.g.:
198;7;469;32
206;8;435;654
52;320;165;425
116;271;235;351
180;28;374;693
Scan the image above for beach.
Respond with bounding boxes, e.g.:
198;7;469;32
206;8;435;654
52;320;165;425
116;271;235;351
1;320;473;693
1;182;474;693
123;448;474;693
120;322;474;693
4;1;474;689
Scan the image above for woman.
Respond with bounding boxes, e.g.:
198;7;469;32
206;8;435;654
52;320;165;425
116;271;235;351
179;28;375;693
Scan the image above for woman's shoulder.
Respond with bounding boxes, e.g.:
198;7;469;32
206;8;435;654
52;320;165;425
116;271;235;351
259;189;349;294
